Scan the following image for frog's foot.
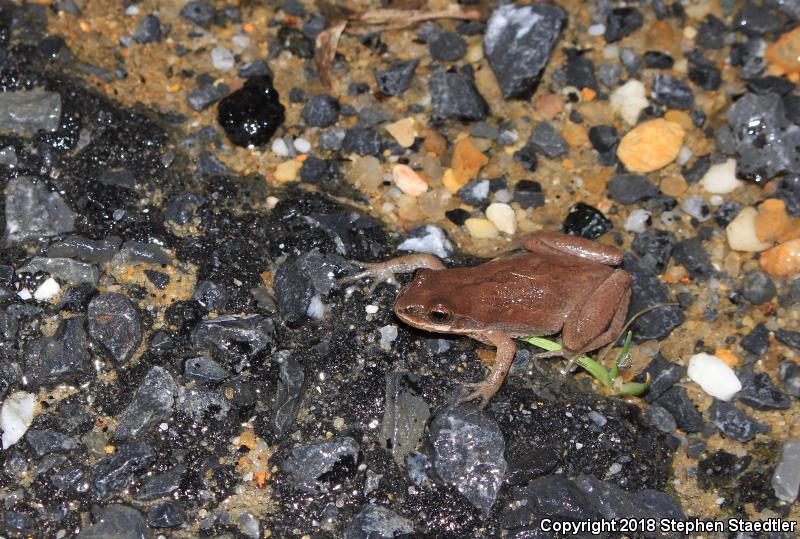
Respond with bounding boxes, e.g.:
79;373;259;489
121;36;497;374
338;261;401;293
457;381;497;410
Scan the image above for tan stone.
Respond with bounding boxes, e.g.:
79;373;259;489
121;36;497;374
617;119;685;173
464;217;499;239
766;26;800;76
760;239;800;278
422;129;447;155
385;118;417;148
451;137;488;185
535;93;564;119
755;198;791;243
660;175;688;197
562;122;589;147
392;164;428;196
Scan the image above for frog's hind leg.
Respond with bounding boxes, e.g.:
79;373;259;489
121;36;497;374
522;233;623;265
560;269;632;361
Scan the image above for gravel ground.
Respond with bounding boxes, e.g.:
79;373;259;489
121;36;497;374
0;0;799;537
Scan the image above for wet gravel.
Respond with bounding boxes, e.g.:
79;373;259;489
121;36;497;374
0;0;799;537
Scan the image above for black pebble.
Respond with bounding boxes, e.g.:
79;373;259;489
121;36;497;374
513;180;545;209
605;7;644;43
217;75;285;147
445;208;470;226
740;323;770;356
429;31;466;62
643;51;674;69
561;202;612;239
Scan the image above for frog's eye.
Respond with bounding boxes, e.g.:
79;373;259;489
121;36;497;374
428;307;451;323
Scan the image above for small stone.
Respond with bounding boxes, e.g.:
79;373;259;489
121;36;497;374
429;69;489;122
643;51;674;69
740;323;770;356
760;239;800;277
301;94;339;128
76;505;148;539
375;60;418;96
588;125;619;165
617;119;685;173
147;500;184;528
398;225;454;259
465;218;499;239
726;207;771;252
598;63;622;88
561;202;612;239
180;1;215;28
92;441;155;499
623;254;685;341
24;429;76;457
697;15;726;49
344;504;413;539
714;200;742;227
604;7;644;43
187;80;229;111
274;352;305;437
624;209;651;234
33;277;60;301
293;137;311;154
656;386;704;433
88;293;142;364
211;47;234;70
392;164;428;196
660;176;688;197
610;80;648;126
645;405;677;433
566;51;599;91
274;159;300;182
342;127;381;156
701;158;741;194
754;198;793;244
114;366;177;440
607;174;659;204
132;14;162;44
740;271;776;304
772;439;800;502
631;229;675;274
237;59;272;79
737;366;791;410
640;353;685;403
282;437;359;493
485;203;516;234
513;180;545;209
274;261;314;326
681;196;712;222
483;3;566;99
429;31;466;62
0;88;62;137
23;317;91;387
450;137;489;187
687;353;742;401
527;121;568;158
672;238;713;280
380;373;430;465
176;387;230;421
47;236;121;264
384;118;417;148
652;75;694;109
708;400;769;442
776;328;800;352
218;76;285;147
5;176;75;244
428;406;507;513
1;391;35;448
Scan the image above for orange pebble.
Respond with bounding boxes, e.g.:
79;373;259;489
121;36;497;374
451;137;488;185
755;198;791;243
714;348;740;368
766;26;800;76
581;87;597;101
535;93;564;119
760;238;800;278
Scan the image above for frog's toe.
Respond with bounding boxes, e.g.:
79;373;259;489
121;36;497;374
457;383;492;409
338;263;399;290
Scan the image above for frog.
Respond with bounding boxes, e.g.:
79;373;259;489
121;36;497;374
346;232;632;408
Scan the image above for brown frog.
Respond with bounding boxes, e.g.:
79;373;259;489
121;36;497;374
348;232;632;408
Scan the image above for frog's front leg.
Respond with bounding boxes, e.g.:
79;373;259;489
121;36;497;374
522;232;623;265
341;254;446;291
458;329;517;409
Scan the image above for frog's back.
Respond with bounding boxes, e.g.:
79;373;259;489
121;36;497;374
443;252;615;335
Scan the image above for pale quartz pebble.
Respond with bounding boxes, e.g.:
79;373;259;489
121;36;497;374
211;47;235;71
677;146;693;166
702;158;741;194
379;325;398;351
588;23;605;36
33;277;60;301
1;391;36;448
485;203;516;234
610;80;648;125
465;217;499;239
492;189;513;204
603;45;619;60
384;118;417;148
687;353;742;401
365;305;379;314
271;138;289;157
772;439;800;502
232;34;250;49
684;26;697;39
709;195;724;206
350;156;383;190
397;225;452;259
293;137;311;154
17;288;31;300
417;189;450;221
726;207;771;252
392;164;428;196
306;295;325;319
624;209;651;233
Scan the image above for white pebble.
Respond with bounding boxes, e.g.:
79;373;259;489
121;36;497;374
306;295;325;319
709;195;724;206
33;277;60;301
702;158;741;194
293;137;311;154
588;23;606;36
485;203;516;234
365;305;379;314
379;325;398;350
1;391;36;449
682;195;711;222
398;225;452;259
17;288;31;300
726;206;771;252
602;45;619;60
610;80;648;126
624;209;651;233
231;35;251;50
492;188;513;204
271;138;289;157
687;353;742;401
125;5;140;15
211;47;235;71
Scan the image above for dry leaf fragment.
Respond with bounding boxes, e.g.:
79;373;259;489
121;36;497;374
314;19;347;86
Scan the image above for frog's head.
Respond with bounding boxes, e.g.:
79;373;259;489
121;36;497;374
393;269;475;334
